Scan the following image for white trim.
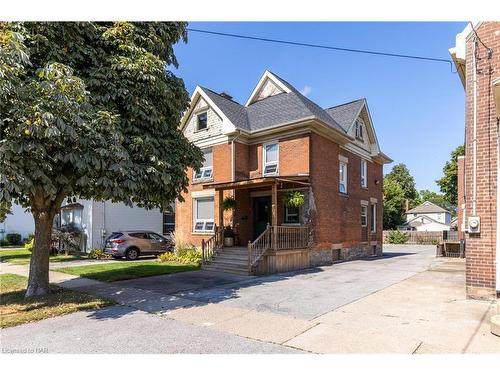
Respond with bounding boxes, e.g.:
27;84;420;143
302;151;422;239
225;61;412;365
263;141;279;176
339;160;348;194
192;196;215;234
338;155;349;163
191;189;215;198
360;159;368;188
370;202;377;233
361;205;368;227
245;70;292;107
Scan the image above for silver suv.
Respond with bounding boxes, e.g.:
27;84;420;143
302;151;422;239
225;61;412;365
104;231;173;260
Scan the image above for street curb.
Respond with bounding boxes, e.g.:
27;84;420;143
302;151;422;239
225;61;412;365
491;314;500;337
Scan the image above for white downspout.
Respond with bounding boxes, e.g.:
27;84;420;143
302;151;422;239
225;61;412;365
472;39;478;216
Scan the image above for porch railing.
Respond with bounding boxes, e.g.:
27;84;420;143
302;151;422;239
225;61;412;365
201;225;224;264
248;225;310;272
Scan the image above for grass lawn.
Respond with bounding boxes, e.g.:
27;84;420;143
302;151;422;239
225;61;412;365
0;273;113;329
57;261;199;282
0;248;84;265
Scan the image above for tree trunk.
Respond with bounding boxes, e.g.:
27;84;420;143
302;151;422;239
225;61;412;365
25;209;56;297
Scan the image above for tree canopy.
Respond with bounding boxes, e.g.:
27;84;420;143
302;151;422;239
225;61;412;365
383;178;406;230
0;22;202;296
413;189;455;216
384;163;418;203
436;145;465;207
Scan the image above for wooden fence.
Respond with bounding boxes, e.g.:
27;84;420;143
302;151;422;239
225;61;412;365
383;230;458;245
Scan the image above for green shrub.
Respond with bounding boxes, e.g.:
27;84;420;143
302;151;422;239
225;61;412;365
88;249;112;260
25;233;34;243
24;238;34;251
0;239;9;247
158;245;202;266
5;233;22;245
386;230;409;244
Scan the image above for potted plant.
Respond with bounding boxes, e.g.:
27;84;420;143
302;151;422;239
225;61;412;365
284;190;305;208
222;196;237;211
223;226;235;247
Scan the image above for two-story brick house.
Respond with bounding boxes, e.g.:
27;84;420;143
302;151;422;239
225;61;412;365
176;70;391;275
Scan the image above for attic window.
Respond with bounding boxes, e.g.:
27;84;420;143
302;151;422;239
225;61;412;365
355;120;364;140
197;112;208;131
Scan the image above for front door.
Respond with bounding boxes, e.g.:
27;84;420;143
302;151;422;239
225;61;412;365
253;196;272;240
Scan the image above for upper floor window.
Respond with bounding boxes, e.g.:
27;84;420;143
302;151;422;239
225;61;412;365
360;159;367;188
339;161;348;194
193;148;213;181
263;142;279;176
197;112;208;131
355;120;364;140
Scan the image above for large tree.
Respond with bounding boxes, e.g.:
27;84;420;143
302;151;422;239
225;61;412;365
0;22;202;297
0;201;11;223
383;178;406;229
384;163;418;203
436;145;465;207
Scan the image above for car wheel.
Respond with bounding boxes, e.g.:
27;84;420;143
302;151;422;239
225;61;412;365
125;248;139;261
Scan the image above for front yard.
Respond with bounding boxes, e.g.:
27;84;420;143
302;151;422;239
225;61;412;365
0;273;112;329
56;261;199;282
0;248;84;265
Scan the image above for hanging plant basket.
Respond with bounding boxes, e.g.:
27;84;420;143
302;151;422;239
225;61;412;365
284;191;305;208
222;196;237;211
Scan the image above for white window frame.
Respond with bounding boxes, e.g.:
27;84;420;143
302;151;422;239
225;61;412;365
361;205;368;227
193;196;214;233
360;159;368;188
196;111;208;131
370;203;377;233
355;120;364;140
339;161;348;194
284;205;300;225
193;148;213;182
263;141;279;176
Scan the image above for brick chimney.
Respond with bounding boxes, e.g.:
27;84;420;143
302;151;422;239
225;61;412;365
219;92;233;100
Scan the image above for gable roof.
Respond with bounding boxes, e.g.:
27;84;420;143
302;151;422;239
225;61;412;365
406;201;450;214
183;70;391;163
325;99;365;132
404;214;450;227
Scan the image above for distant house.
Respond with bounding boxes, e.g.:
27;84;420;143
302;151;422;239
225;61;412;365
400;201;451;232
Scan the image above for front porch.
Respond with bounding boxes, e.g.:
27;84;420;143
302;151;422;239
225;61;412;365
200;176;313;275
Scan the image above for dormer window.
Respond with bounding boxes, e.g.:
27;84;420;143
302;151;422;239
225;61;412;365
263;142;279;176
197;112;208;131
355;120;364;140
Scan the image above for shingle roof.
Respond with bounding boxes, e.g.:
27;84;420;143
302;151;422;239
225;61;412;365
325;99;365;132
199;71;348;135
201;87;250;131
406;201;450;214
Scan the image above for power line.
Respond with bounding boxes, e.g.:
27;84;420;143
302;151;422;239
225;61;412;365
187;27;455;71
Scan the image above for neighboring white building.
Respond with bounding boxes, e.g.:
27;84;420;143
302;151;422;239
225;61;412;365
60;199;163;251
2;200;164;251
402;201;452;232
1;203;35;240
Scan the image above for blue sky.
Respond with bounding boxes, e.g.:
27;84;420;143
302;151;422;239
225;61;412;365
173;22;466;192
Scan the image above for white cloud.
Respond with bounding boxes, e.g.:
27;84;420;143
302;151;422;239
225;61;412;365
300;85;312;97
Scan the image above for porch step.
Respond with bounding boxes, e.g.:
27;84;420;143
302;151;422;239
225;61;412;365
213;253;248;261
202;263;249;276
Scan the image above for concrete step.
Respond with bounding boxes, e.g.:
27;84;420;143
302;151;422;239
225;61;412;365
214;254;248;261
202;263;249;276
209;259;248;268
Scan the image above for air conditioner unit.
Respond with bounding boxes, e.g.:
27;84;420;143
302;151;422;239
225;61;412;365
467;216;481;234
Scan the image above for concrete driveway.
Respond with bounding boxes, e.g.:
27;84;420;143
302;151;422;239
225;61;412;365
116;244;442;320
2;244;498;353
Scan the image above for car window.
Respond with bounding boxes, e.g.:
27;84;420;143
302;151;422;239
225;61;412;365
107;232;123;240
128;232;147;239
148;233;165;241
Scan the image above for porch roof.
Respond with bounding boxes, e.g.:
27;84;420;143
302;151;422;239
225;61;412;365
203;175;310;191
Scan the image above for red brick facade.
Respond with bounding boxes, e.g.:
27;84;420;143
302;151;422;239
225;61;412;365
460;22;499;299
176;131;384;258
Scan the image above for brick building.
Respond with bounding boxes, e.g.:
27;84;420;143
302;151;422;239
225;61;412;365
450;22;500;299
175;71;391;274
